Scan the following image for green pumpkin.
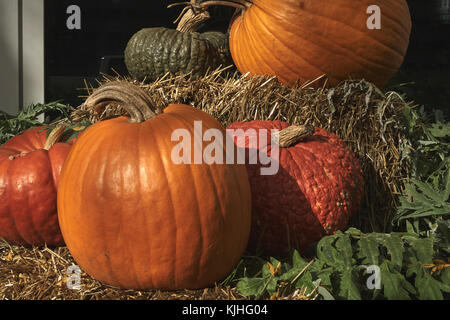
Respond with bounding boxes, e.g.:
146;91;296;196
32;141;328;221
124;27;233;82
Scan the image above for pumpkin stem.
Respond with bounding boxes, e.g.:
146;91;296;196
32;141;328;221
176;7;211;33
169;0;251;12
83;81;161;123
274;125;315;148
44;124;68;150
199;0;252;11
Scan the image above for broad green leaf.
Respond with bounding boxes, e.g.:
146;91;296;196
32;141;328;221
439;268;450;291
278;267;302;282
415;269;444;300
411;178;446;204
409;237;434;264
443;169;450;201
294;270;315;293
236;278;266;297
291;250;308;269
337;269;361;300
405;183;433;206
317;285;335;300
266;277;278;296
316;268;334;287
316;234;347;271
434;220;450;254
357;236;380;266
399;207;450;221
380;261;415;300
316;236;339;265
334;233;354;268
262;262;273;278
381;235;405;270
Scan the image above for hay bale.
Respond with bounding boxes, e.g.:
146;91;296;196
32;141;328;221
0;240;246;300
1;69;413;299
72;67;411;233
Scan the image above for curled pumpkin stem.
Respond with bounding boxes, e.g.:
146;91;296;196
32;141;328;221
84;81;161;123
44;124;68;150
274;124;315;148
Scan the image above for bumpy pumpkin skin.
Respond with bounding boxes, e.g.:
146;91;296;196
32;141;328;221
125;27;233;82
229;0;411;87
227;120;364;255
0;127;72;246
58;105;251;290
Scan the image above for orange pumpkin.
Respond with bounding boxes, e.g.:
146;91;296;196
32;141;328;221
57;81;251;290
198;0;412;87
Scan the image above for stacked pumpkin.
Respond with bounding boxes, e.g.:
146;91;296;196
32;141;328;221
166;0;411;88
0;0;412;291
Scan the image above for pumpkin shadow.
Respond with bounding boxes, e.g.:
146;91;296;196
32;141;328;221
348;158;397;234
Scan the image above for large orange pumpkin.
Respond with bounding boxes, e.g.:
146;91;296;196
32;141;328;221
0;126;71;246
57;81;251;290
198;0;412;87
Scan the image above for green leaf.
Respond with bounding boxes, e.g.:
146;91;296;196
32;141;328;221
317;285;335;300
357;236;380;266
292;250;307;268
408;237;434;264
413;266;444;300
380;261;416;300
337;269;361;300
316;234;347;271
434;220;450;254
381;234;405;270
334;233;354;268
439;268;450;289
294;270;315;293
316;267;334;287
266;277;278;296
236;278;266;297
411;178;446;204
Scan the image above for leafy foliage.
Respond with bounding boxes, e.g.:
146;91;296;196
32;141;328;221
0;102;73;145
394;104;449;240
234;228;450;300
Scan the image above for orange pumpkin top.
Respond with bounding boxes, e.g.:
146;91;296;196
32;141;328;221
196;0;412;87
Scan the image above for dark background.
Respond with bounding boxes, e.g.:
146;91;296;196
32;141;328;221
44;0;450;116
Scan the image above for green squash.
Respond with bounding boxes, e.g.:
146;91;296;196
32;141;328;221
124;26;233;82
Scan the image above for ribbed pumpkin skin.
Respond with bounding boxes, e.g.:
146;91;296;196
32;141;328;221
57;105;251;290
125;28;232;82
0;127;71;246
227;120;364;255
229;0;412;87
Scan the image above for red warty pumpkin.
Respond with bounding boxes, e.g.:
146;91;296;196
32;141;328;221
199;0;412;87
227;120;364;255
0;126;72;246
57;81;252;290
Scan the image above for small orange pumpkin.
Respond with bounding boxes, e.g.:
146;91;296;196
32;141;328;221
57;81;252;290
